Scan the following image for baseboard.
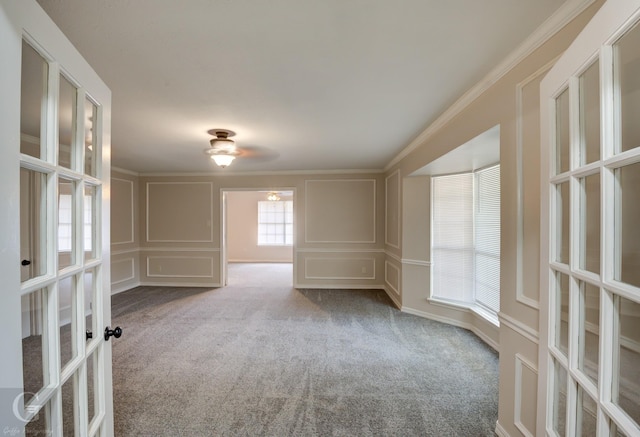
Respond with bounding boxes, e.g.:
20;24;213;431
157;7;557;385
293;283;386;290
401;306;499;351
495;420;510;437
228;260;293;263
383;286;401;309
138;281;221;288
111;281;141;295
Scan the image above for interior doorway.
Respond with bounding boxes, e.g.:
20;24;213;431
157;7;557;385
221;189;295;287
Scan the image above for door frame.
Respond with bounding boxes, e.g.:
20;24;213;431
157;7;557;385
0;1;114;435
220;187;297;286
538;0;640;434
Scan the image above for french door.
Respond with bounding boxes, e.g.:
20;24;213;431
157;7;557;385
539;0;640;435
0;1;114;436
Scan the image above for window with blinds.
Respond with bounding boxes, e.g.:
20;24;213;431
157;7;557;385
431;165;500;315
257;200;293;246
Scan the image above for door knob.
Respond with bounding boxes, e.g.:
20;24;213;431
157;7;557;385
86;330;93;340
21;259;31;266
104;326;122;341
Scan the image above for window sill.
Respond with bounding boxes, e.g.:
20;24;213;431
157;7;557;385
427;297;499;328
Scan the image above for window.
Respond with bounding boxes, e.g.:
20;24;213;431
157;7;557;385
431;165;500;316
58;194;93;252
258;200;293;245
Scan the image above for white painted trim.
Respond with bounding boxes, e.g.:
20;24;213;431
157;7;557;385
401;258;432;267
294;283;386;290
227;259;293;263
296;248;385;254
384;285;401;309
514;59;557;311
494;421;510;437
140;247;221;253
139;281;219;288
111;177;135;245
401;305;499;351
110;281;141;295
111;166;140;176
514;353;538;437
385;250;401;263
385;169;401;249
384;0;598;171
141;168;385;177
303;257;376;280
110;258;135;285
384;260;400;296
498;312;540;344
145;181;214;243
111;247;140;256
304;179;377;244
146;256;215;279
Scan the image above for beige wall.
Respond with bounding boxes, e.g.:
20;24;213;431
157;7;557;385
383;1;605;436
226;191;293;263
107;3;610;435
131;173;385;289
110;169;140;293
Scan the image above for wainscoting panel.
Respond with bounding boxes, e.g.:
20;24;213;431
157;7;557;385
147;256;214;278
385;260;400;296
304;179;376;243
295;250;385;288
385;170;401;248
304;257;375;280
112;177;135;245
514;354;538;437
112;257;135;285
146;182;214;243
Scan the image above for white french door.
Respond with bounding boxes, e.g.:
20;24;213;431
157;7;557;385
540;0;640;435
0;1;114;436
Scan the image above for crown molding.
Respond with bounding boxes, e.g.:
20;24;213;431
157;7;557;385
138;168;384;177
384;0;597;172
111;166;140;176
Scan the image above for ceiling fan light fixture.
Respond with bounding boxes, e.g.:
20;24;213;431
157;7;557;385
210;153;236;168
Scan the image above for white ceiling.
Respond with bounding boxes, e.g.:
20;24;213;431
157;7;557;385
36;0;566;174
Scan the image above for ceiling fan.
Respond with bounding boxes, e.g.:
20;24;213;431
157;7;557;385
203;129;241;168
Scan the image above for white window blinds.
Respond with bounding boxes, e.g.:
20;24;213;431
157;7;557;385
431;165;500;315
475;165;500;313
432;173;475;303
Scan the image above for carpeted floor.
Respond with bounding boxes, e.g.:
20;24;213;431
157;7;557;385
111;263;499;436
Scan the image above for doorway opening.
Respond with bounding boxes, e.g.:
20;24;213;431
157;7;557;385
221;189;296;288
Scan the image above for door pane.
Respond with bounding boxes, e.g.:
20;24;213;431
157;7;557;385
556;89;571;174
580;282;600;385
580;61;600;165
617;162;640;288
21;288;47;404
84;185;97;262
617;20;640;154
577;386;597;437
84;268;95;338
84;98;98;177
62;375;75;437
20;168;47;282
553;359;568;436
555;271;570;356
58;75;77;169
582;173;600;274
87;351;97;426
20;41;47;159
58;178;75;270
59;276;77;370
556;182;570;264
25;401;51;437
616;295;640;425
